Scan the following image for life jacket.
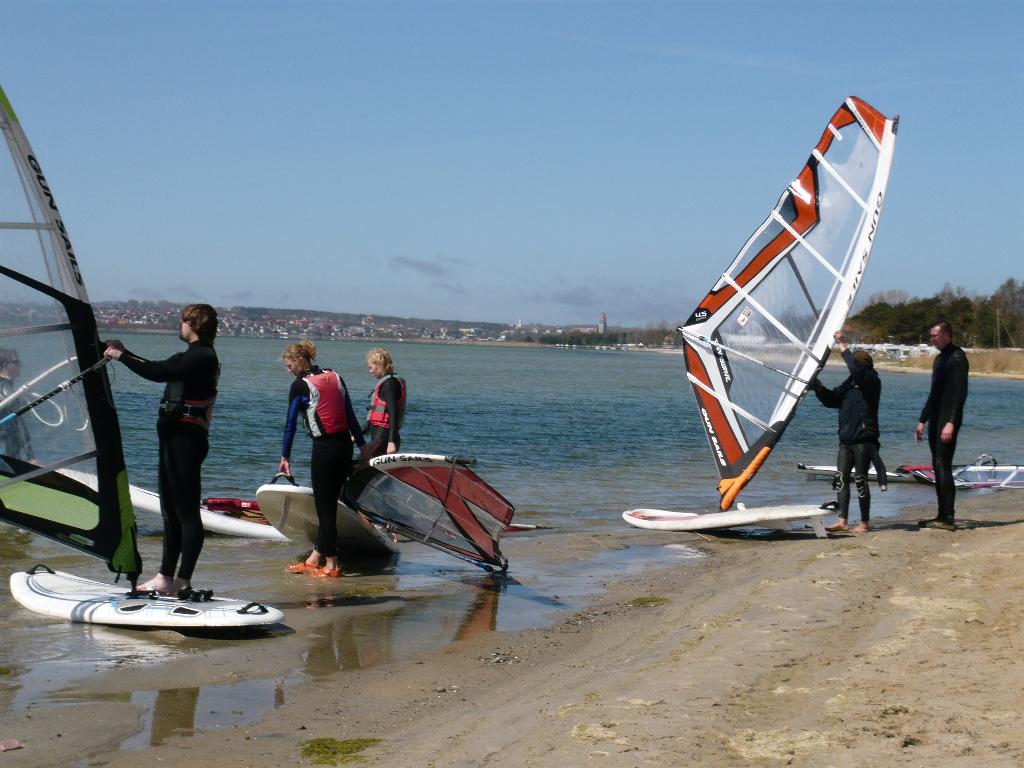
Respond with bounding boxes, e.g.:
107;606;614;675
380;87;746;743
368;375;406;430
159;380;216;432
303;368;349;438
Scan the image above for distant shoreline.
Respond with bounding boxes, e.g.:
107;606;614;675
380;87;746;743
102;327;1024;379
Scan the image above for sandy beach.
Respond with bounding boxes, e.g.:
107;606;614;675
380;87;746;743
2;488;1022;768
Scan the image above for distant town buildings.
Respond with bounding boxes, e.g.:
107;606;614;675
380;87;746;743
88;301;675;350
92;301;525;342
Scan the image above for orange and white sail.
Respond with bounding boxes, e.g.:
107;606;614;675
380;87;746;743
682;97;898;511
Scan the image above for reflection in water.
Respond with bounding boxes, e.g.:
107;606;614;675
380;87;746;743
301;577;507;677
120;678;284;750
298;544;699;679
454;583;500;641
149;687;198;746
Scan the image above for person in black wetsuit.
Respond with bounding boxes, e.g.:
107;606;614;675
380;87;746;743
0;348;35;464
810;331;883;534
278;340;366;578
363;347;406;459
915;320;969;531
104;304;219;595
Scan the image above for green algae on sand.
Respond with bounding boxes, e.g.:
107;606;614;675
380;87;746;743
300;737;382;765
628;596;669;608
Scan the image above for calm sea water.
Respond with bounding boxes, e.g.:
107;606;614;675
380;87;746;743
104;334;1024;526
2;336;1022;752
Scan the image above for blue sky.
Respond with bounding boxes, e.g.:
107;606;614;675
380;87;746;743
3;0;1022;326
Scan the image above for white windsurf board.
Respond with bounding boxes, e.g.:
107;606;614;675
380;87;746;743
58;469;287;541
623;504;829;538
795;463;910;484
9;568;284;629
256;483;399;558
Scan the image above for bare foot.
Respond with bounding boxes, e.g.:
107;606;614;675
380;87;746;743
824;520;850;533
850;522;871;534
138;574;175;594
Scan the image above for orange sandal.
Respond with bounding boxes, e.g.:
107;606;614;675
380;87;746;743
286;560;321;574
311;566;341;578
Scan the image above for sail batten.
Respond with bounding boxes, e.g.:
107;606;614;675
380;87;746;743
771;210;844;283
811;149;869;210
0;222;54;231
682;96;898;510
687;373;774;432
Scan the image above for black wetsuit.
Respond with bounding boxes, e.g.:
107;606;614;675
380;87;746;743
812;350;882;522
120;341;219;581
0;376;34;463
281;367;365;558
920;343;969;522
363;375;404;459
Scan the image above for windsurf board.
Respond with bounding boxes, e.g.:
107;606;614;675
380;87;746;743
796;463;910;484
9;567;284;629
58;469;288;541
255;483;399;558
623;504;830;538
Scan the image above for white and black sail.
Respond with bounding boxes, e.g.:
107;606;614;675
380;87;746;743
0;84;140;576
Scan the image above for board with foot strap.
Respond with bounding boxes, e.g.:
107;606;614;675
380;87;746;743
622;504;830;538
9;566;285;629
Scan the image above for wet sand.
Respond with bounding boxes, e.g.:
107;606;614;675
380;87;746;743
4;490;1024;767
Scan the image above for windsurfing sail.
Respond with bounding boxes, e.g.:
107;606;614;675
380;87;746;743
343;453;515;573
682;96;898;511
0;84;140;576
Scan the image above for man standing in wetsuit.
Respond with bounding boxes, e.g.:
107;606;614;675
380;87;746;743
105;304;219;594
810;331;882;534
915;320;969;531
0;348;35;464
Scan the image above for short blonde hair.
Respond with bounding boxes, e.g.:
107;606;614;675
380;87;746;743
283;339;317;366
366;347;394;375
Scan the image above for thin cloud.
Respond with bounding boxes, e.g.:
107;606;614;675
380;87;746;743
432;281;467;295
391;255;468;294
390;256;451;279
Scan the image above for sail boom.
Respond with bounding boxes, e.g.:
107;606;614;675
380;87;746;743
681;329;813;386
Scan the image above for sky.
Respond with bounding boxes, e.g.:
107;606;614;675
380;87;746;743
2;0;1023;327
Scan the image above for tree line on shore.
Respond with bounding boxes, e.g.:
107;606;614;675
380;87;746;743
847;279;1024;348
532;279;1024;350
